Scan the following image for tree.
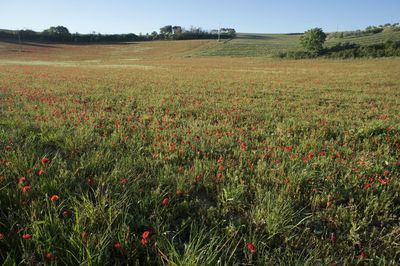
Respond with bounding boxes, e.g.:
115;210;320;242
300;28;326;55
43;26;71;41
160;25;173;35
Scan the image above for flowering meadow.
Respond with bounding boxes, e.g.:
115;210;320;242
0;40;399;265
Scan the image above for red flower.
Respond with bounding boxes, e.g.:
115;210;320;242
162;197;170;206
217;155;224;164
240;143;247;151
50;195;59;202
46;252;53;259
5;145;12;151
0;232;4;240
22;234;32;240
140;237;148;246
378;178;388;185
62;210;71;217
218;165;224;171
120;178;128;184
246;242;256;253
38;169;45;175
142;230;151;239
114;242;122;249
330;233;337;243
41;157;50;165
364;183;373;190
19;176;27;184
308;153;315;160
22;185;31;193
383;170;390;176
359;250;366;260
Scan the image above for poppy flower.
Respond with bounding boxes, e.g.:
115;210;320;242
162;197;170;206
308;153;315;160
140;237;148;246
359;250;366;260
50;195;59;202
0;232;4;240
246;242;256;253
378;178;388;185
240;143;247;151
142;230;151;239
22;234;32;240
19;177;27;184
330;233;337;243
41;157;50;165
383;170;390;176
364;183;373;190
38;169;45;175
120;178;128;184
217;155;224;163
22;185;31;193
46;252;53;259
114;242;122;249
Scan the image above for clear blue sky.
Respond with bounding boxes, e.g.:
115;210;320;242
1;0;399;34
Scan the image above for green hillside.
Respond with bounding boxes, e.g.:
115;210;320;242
194;30;400;57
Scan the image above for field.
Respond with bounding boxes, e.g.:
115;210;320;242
195;31;400;57
0;39;399;265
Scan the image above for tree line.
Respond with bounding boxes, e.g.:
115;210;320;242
0;25;236;43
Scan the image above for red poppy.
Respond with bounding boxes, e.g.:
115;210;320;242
142;231;151;239
383;170;390;176
140;237;148;246
162;197;170;206
38;169;45;175
22;185;31;193
5;145;12;151
308;153;315;160
364;183;373;190
0;232;4;240
41;157;50;165
330;233;337;243
359;250;366;260
114;242;122;249
50;195;59;202
217;155;224;163
246;242;256;253
240;143;247;151
218;165;224;171
378;178;388;185
19;177;27;184
22;234;32;240
46;252;53;259
120;178;128;184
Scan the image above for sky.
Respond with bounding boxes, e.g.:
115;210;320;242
1;0;399;34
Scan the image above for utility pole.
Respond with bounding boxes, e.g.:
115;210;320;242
218;23;221;42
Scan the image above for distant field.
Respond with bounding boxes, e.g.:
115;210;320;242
0;41;399;265
194;31;400;57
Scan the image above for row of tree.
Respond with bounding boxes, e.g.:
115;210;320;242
0;25;236;43
328;23;400;39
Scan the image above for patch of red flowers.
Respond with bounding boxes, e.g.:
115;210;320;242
50;195;59;202
246;242;256;253
140;230;151;246
19;177;26;184
38;169;45;175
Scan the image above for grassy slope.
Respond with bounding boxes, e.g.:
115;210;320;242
194;31;400;57
0;41;399;265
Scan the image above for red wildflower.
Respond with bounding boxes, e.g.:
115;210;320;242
0;232;4;240
218;165;224;171
50;195;59;202
378;178;388;185
22;234;32;240
246;242;256;253
330;233;337;243
383;170;390;176
308;153;315;160
62;210;71;217
162;197;170;206
41;157;50;165
142;230;151;239
114;242;122;249
0;175;5;183
19;176;27;184
5;145;12;151
217;155;224;164
38;169;45;175
359;250;366;260
140;237;148;246
120;178;128;184
22;185;31;193
46;252;53;259
240;143;247;151
364;183;373;190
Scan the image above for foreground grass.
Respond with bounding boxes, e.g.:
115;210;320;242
0;42;399;265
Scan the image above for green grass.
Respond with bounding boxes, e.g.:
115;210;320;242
0;41;399;265
194;31;400;57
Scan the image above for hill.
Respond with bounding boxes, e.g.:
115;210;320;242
193;30;400;57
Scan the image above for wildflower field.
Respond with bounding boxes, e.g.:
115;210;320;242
0;40;399;265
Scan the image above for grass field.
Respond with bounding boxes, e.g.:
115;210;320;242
195;31;400;57
0;40;399;265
